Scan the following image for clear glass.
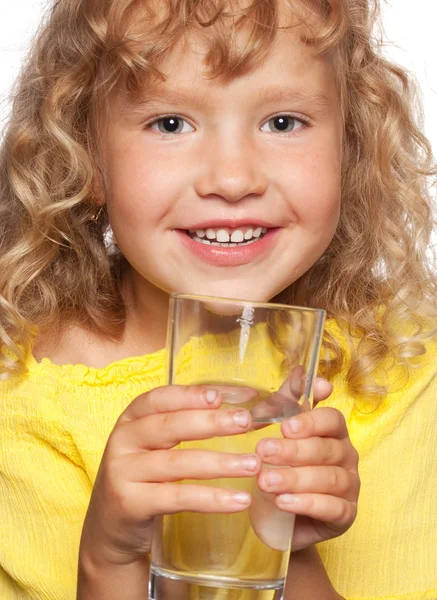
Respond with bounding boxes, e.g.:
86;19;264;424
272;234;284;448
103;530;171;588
150;294;326;600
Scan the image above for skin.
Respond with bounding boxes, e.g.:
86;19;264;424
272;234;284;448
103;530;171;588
99;27;342;351
76;25;358;600
79;381;356;599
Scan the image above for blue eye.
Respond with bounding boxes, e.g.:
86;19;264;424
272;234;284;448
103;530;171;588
261;115;305;133
150;116;194;134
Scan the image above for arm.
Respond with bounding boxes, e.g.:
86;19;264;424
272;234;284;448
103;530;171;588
77;553;149;600
76;384;259;600
284;547;344;599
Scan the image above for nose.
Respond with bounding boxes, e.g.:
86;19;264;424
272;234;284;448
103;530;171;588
194;139;268;202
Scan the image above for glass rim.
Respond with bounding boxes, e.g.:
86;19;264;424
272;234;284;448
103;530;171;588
170;292;326;316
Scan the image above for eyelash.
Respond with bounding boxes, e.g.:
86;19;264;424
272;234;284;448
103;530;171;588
143;113;312;135
261;113;311;134
144;114;194;135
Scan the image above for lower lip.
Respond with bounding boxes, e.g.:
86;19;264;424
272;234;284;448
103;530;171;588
177;229;279;266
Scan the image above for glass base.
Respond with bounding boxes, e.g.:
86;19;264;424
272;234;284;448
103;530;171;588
149;566;285;600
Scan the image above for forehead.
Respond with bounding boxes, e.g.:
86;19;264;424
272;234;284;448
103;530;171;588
113;25;338;116
103;0;342;106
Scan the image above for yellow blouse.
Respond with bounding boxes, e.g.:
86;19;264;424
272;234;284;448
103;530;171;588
0;328;436;600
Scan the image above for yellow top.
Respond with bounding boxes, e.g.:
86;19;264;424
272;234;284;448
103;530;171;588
0;326;436;600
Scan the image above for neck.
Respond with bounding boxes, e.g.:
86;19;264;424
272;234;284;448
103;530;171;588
121;267;170;354
33;266;170;368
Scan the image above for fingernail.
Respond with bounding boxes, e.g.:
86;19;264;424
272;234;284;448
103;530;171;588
278;494;298;504
265;470;283;486
241;455;258;472
232;411;250;428
204;390;218;404
316;376;328;384
260;440;280;456
233;492;251;505
288;418;302;433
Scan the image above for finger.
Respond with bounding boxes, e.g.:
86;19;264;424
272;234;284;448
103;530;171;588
281;366;307;401
313;377;333;404
137;483;252;519
275;493;357;530
256;436;353;468
258;465;360;501
251;368;306;422
251;375;333;422
120;385;257;422
119;449;261;482
115;407;252;450
280;407;349;440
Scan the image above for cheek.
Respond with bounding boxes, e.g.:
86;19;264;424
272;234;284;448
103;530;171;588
288;145;341;228
104;144;180;226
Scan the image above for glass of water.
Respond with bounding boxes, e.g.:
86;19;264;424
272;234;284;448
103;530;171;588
150;294;326;600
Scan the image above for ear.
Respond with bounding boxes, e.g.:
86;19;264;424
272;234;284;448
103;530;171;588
89;168;106;207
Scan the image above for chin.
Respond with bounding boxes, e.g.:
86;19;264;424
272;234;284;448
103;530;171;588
177;281;278;304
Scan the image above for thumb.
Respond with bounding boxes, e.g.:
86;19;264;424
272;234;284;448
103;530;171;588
313;377;333;405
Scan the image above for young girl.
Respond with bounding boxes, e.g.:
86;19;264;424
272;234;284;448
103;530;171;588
0;0;435;598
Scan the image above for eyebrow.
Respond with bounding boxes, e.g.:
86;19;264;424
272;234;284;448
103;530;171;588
124;84;332;115
254;85;332;111
126;88;212;112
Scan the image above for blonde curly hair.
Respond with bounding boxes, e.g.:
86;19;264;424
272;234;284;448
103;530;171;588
0;0;436;397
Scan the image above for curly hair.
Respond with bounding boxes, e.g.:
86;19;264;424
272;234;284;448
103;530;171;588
0;0;436;398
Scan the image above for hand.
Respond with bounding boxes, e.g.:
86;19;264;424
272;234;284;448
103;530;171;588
79;385;260;566
255;378;360;551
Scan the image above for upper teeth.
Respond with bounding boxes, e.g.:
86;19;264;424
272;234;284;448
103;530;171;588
190;227;266;243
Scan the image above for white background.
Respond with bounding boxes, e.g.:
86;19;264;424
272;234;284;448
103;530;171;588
0;1;436;226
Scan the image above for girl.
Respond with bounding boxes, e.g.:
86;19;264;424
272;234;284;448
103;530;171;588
0;0;435;599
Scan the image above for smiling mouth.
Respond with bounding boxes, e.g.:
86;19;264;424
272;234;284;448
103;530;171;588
186;226;268;248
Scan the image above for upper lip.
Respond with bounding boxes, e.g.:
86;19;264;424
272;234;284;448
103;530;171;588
180;219;277;230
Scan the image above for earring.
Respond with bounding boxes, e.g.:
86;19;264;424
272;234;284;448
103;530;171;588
90;205;104;222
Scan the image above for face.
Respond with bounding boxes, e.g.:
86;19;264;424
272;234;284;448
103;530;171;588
102;26;343;307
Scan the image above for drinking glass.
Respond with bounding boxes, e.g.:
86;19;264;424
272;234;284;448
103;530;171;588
150;294;326;600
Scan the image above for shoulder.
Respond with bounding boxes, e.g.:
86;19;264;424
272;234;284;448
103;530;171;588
0;359;77;458
0;346;165;478
325;317;437;390
0;356;111;481
322;322;437;448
